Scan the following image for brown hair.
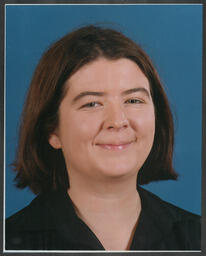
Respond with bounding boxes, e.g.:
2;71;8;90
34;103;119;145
13;25;178;194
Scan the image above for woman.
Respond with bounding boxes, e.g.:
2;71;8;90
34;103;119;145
6;25;201;250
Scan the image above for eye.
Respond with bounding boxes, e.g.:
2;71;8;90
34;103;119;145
125;98;144;104
80;102;101;109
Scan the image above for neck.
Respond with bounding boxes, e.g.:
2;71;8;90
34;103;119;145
67;174;141;250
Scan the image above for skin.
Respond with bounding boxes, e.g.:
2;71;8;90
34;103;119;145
49;57;155;250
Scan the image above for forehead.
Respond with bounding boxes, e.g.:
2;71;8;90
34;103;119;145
64;57;150;94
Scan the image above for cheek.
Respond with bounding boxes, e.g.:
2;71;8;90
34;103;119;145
129;108;155;137
61;114;102;145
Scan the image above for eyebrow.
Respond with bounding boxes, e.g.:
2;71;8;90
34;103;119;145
122;87;151;98
72;91;105;104
72;87;151;104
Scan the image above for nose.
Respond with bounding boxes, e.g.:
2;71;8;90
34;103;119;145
103;103;129;130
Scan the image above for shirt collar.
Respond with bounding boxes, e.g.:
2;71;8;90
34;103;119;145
22;187;192;250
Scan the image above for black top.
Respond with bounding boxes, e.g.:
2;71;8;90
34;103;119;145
6;186;201;251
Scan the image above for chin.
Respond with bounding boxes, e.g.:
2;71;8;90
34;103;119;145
95;162;139;179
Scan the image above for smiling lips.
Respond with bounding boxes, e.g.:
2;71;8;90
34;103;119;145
96;141;134;151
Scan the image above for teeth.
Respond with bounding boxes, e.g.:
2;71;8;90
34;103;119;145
96;142;133;150
104;144;125;150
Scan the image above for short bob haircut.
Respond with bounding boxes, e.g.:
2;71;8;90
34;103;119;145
13;25;178;194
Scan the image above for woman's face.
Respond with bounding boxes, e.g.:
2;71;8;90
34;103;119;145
49;58;155;182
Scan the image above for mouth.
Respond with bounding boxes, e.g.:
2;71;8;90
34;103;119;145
96;141;134;151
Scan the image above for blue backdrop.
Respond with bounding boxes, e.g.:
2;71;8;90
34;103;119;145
5;4;202;217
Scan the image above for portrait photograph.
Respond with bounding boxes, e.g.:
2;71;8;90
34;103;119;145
2;1;204;253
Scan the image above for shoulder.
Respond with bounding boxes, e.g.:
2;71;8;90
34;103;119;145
139;186;200;220
6;190;65;250
138;186;201;250
6;192;53;230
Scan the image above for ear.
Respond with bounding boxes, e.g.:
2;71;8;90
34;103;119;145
48;133;62;149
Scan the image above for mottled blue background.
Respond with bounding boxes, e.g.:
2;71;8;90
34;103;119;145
5;4;202;217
